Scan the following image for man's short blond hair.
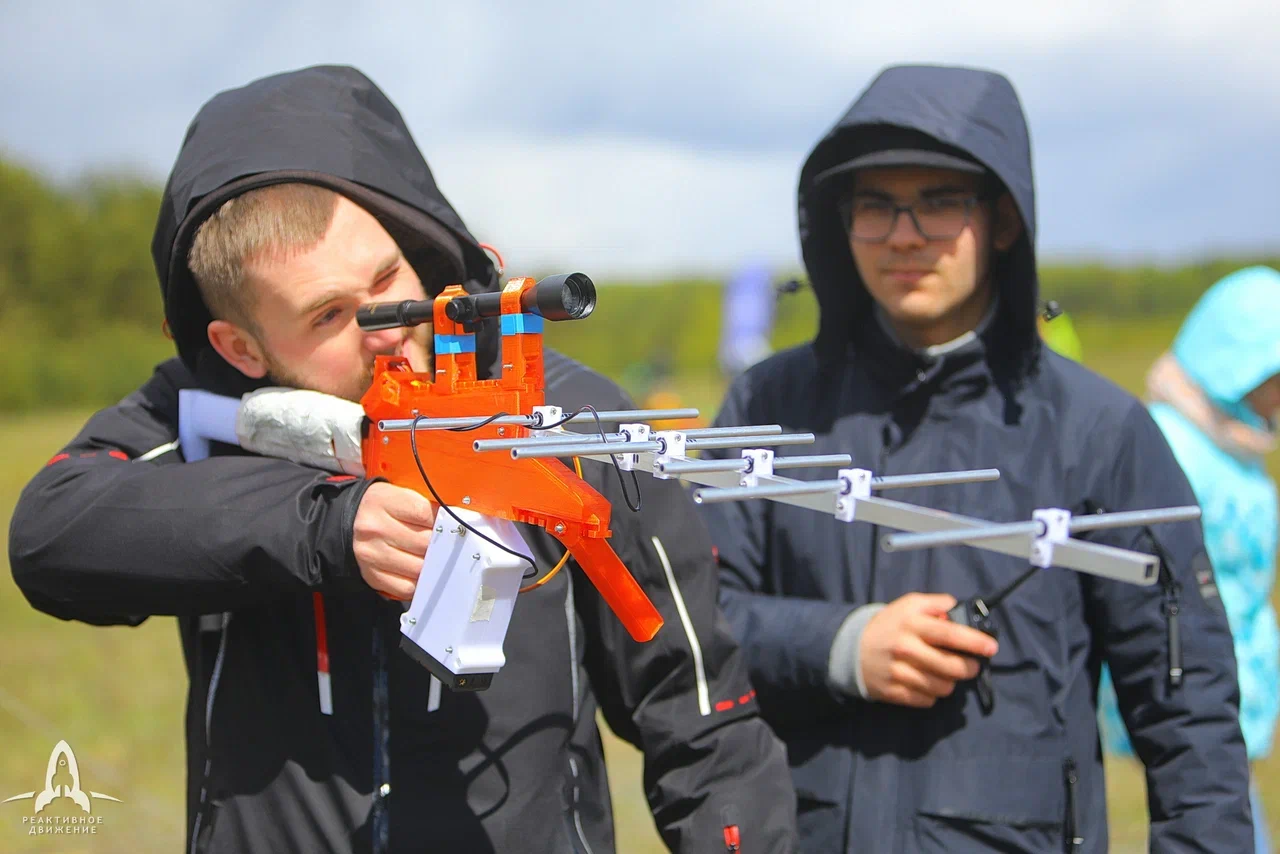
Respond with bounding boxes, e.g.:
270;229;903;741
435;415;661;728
188;183;340;330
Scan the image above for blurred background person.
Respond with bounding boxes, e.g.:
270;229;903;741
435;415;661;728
1099;264;1280;853
1039;302;1085;362
717;261;777;379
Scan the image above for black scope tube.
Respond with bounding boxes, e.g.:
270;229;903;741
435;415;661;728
358;273;596;332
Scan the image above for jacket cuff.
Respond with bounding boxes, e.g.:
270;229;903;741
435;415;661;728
827;603;886;699
328;476;385;588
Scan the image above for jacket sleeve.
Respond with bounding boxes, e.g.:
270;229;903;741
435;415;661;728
1081;400;1253;852
696;374;858;701
575;460;799;854
8;360;376;626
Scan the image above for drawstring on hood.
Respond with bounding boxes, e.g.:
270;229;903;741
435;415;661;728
796;64;1042;381
150;64;502;398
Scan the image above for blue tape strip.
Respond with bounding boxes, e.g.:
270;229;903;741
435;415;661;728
501;313;544;335
434;334;476;355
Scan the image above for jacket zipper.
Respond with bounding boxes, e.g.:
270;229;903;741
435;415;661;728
1151;533;1184;689
563;574;596;854
1063;758;1082;852
190;613;231;854
1084;506;1183;690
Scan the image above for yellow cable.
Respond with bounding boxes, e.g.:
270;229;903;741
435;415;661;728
518;456;583;593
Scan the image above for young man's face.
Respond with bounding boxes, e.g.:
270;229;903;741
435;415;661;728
846;165;1019;347
219;196;435;402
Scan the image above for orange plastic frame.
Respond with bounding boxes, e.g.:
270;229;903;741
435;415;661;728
360;277;664;643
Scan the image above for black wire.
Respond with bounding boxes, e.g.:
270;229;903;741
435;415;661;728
446;412;511;433
406;402;643;587
528;404;642;513
410;416;539;578
984;563;1041;610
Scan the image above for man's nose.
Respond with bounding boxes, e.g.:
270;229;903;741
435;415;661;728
886;209;927;250
362;326;405;354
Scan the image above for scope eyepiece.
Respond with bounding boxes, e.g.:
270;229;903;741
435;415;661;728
445;273;597;324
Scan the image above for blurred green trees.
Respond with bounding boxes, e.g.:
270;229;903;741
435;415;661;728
1;154;1276;411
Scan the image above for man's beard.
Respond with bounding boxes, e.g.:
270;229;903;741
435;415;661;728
260;324;432;403
262;353;377;403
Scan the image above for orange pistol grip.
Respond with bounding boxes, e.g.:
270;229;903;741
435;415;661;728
554;531;664;642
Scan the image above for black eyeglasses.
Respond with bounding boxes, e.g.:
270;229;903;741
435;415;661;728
841;194;993;242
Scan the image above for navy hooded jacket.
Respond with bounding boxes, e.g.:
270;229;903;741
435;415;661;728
698;64;1253;853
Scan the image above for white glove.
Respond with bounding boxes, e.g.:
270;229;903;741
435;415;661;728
236;387;366;476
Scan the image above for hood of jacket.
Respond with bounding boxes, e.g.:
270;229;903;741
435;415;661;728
151;64;501;396
1170;265;1280;427
796;64;1041;379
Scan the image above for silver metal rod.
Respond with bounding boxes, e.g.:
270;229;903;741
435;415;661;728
855;495;1157;585
679;424;783;439
872;468;1001;490
657;452;853;476
880;505;1200;551
561;408;699;425
1069;505;1201;532
607;450;1157;585
474;423;786;453
685;433;816;451
657;459;749;475
378;407;700;433
773;454;854;470
881;521;1045;552
693;479;845;505
475;433;623;453
510;440;661;460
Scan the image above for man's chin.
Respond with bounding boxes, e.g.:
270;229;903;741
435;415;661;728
264;372;369;404
881;301;948;329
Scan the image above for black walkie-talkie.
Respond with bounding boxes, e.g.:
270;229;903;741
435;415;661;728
948;596;997;713
948;563;1040;714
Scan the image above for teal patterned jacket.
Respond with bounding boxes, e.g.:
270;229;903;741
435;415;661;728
1101;265;1280;761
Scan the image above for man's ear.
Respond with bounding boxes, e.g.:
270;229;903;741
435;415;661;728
992;193;1024;252
208;320;268;379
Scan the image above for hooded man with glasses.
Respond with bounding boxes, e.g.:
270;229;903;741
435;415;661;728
697;63;1253;852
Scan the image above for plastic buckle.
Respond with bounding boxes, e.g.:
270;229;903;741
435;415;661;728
739;449;774;488
531;405;564;436
653;430;687;479
1031;507;1071;568
835;468;873;523
617;423;650;472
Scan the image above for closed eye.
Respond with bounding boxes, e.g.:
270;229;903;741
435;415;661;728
371;263;401;296
313;306;344;327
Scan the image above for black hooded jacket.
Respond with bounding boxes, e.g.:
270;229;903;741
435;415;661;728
8;65;797;854
697;65;1252;852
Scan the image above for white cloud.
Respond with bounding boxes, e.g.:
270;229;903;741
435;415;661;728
1;0;1276;275
428;134;798;278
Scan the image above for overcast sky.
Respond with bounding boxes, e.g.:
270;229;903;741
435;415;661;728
3;0;1277;277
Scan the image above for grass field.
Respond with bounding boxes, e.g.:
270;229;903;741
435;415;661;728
0;314;1276;852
